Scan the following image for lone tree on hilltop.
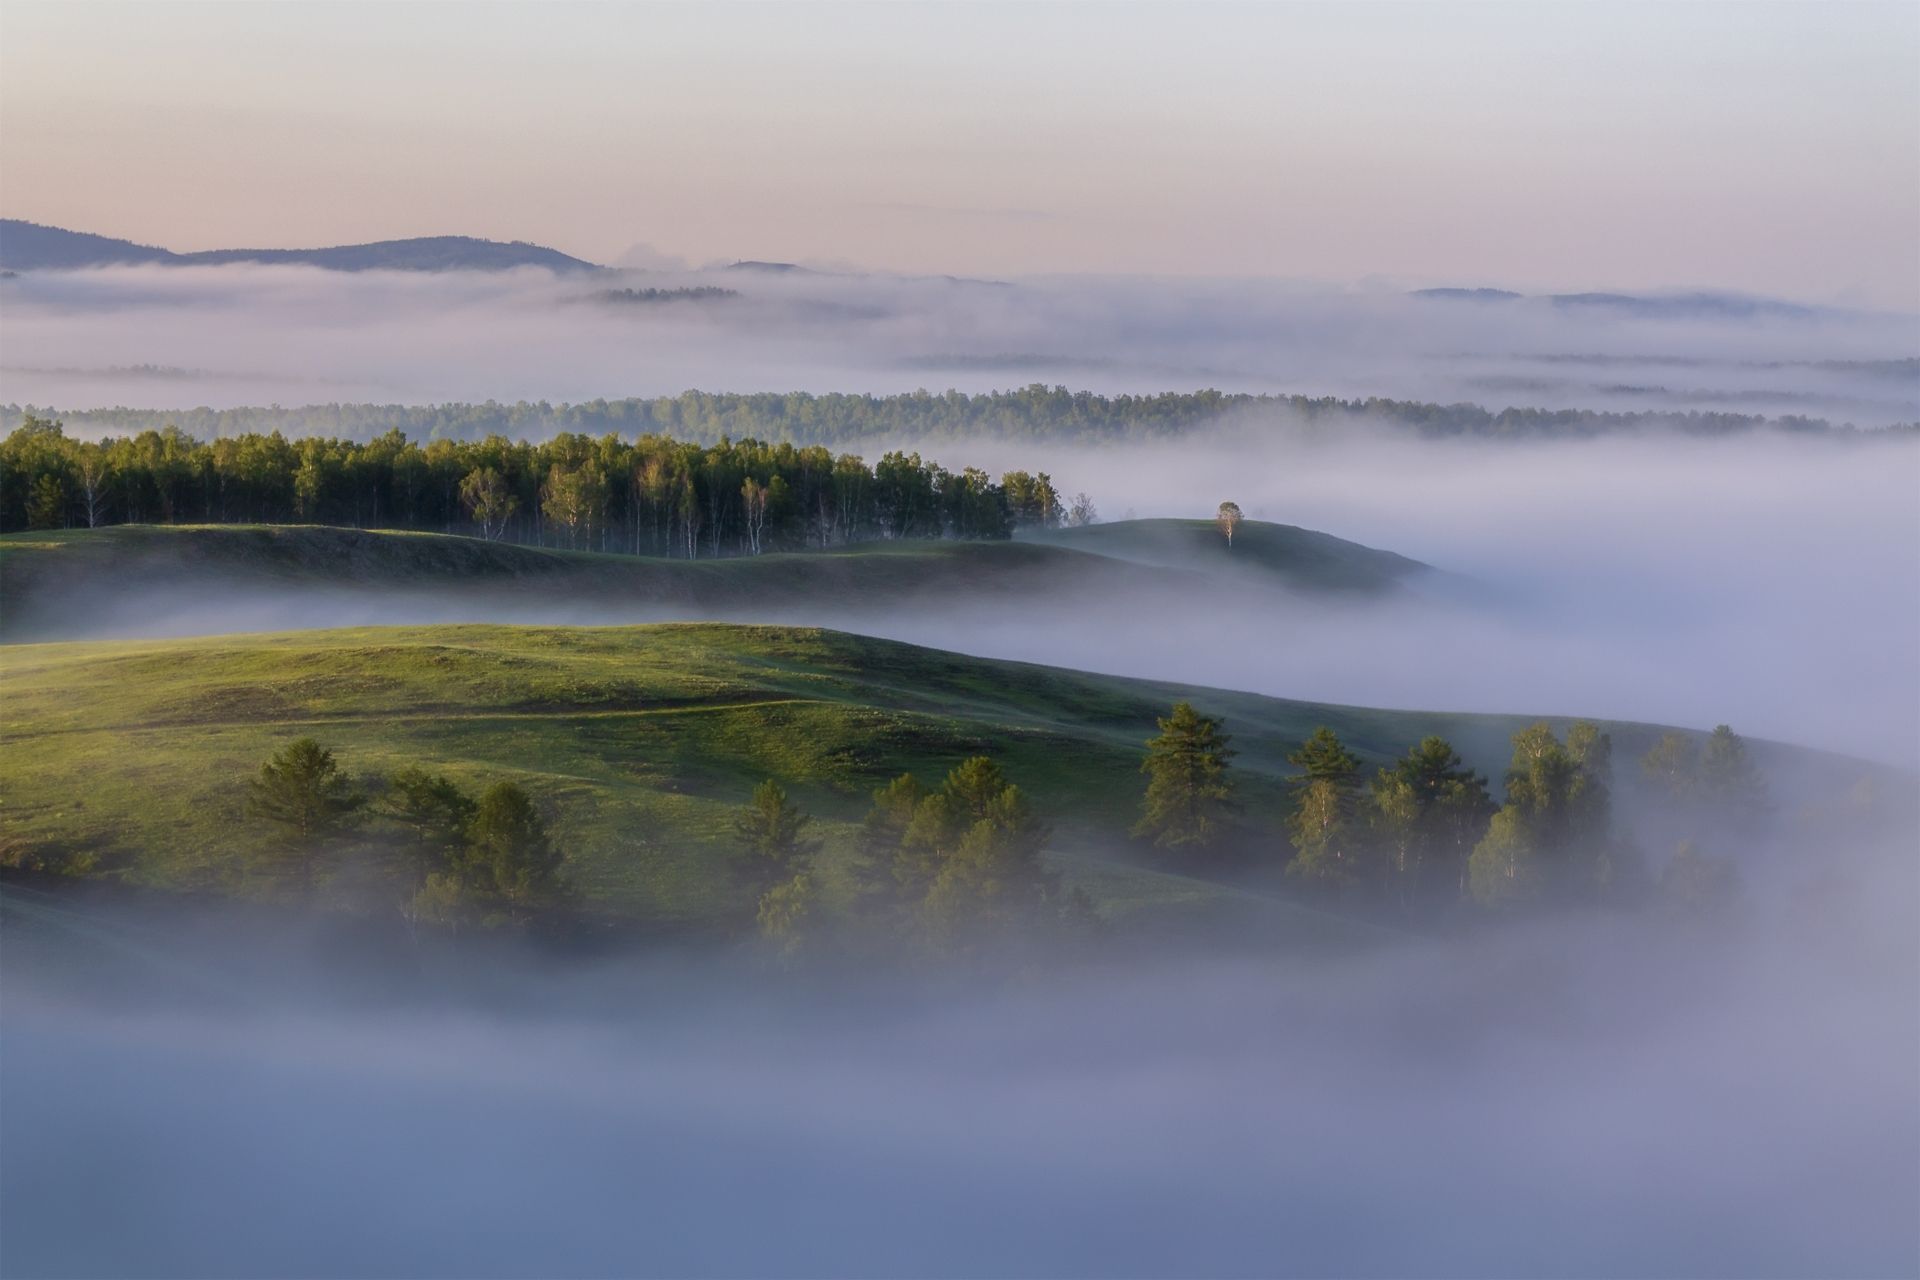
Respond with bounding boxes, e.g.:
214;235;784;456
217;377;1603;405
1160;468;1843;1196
1134;702;1237;854
1215;501;1243;547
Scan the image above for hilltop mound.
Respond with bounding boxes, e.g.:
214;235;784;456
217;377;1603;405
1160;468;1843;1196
1021;518;1427;593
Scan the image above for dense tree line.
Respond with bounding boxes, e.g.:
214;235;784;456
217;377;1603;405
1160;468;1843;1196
0;414;1081;551
1136;704;1770;916
4;385;1891;451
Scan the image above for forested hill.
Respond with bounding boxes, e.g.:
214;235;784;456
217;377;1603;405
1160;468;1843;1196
5;387;1906;446
0;220;598;273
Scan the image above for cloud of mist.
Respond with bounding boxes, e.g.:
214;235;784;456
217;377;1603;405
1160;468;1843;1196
3;820;1914;1279
1;265;1915;425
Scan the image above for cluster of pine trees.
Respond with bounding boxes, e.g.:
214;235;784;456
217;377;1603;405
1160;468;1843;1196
248;739;1090;953
1136;704;1769;915
0;414;1088;551
731;758;1091;960
246;738;563;925
240;716;1773;945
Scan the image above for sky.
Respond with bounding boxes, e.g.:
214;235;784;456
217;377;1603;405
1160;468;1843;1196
2;0;1917;306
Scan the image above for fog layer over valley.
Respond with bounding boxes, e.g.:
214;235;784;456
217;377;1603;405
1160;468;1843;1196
3;265;1916;425
5;820;1915;1279
7;4;1918;1275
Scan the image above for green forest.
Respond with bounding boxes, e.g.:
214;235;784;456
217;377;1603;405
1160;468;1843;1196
0;414;1082;551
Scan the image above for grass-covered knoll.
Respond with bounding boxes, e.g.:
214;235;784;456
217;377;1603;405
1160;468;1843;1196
0;524;1197;642
1022;518;1426;592
2;622;1644;939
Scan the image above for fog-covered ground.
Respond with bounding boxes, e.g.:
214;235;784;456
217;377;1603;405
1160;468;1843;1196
4;812;1914;1280
1;265;1915;424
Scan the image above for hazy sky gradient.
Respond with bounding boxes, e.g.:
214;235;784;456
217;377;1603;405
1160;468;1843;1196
4;1;1916;305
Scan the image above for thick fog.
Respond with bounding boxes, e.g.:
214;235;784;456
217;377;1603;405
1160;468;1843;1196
2;264;1915;424
4;811;1915;1280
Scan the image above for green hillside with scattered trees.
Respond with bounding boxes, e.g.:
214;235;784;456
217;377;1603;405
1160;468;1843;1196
0;622;1851;954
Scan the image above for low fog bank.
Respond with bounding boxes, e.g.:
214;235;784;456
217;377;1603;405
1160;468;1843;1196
2;265;1915;424
3;826;1914;1279
919;428;1920;767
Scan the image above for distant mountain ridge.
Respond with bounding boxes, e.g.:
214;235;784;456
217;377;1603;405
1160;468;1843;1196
0;219;599;273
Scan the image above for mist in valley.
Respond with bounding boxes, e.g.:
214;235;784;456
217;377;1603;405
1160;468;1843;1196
4;796;1914;1279
3;264;1916;426
9;272;1914;1279
7;1;1920;1274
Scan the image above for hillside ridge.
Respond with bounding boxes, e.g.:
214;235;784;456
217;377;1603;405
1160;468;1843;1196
0;522;1417;641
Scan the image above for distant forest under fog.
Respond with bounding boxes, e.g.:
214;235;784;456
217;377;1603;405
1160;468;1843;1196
5;385;1911;447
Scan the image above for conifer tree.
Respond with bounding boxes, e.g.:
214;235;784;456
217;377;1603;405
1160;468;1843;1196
733;780;824;948
1367;736;1495;903
466;782;561;904
248;738;363;888
249;738;360;844
1285;727;1367;888
734;780;820;888
1133;702;1237;853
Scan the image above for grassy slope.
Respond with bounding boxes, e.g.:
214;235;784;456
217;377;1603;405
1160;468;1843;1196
1021;518;1426;592
0;519;1425;640
0;525;1202;640
2;622;1727;940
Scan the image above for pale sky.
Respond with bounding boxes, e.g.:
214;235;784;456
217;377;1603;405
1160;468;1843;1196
3;0;1916;306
